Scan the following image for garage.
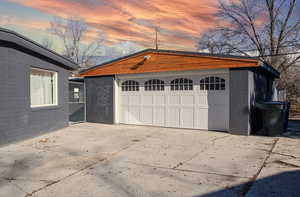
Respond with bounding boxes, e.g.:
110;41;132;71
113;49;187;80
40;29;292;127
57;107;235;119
117;71;229;131
80;49;280;135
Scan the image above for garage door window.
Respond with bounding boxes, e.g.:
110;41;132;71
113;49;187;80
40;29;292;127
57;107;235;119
171;78;193;91
121;80;139;91
145;79;165;91
200;76;225;91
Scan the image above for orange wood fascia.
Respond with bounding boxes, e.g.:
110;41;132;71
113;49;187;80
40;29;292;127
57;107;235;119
80;51;259;76
81;63;259;77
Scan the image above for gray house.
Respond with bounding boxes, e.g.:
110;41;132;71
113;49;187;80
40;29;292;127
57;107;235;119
80;49;280;136
0;28;78;145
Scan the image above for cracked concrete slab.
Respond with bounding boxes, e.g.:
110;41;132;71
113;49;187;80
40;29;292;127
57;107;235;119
272;137;300;158
177;138;276;178
246;137;300;197
277;158;300;168
0;123;299;197
116;129;229;168
35;159;249;197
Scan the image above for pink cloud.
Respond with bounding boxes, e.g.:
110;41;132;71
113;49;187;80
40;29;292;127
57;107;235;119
9;0;220;50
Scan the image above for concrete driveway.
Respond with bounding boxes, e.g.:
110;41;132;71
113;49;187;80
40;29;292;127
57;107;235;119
0;123;299;197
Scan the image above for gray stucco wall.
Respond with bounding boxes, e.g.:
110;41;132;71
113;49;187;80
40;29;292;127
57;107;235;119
229;68;276;135
85;76;114;124
0;44;69;146
229;69;252;135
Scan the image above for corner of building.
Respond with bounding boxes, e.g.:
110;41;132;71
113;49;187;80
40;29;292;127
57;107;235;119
228;69;252;136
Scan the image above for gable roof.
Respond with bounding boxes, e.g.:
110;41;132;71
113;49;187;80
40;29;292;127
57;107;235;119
0;28;78;70
80;49;279;77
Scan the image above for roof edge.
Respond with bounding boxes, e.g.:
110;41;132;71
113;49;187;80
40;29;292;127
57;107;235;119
80;48;260;74
261;62;280;78
80;49;153;73
0;27;78;70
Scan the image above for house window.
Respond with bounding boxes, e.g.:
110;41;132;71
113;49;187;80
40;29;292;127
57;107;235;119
30;68;58;107
121;80;139;91
200;76;225;91
171;78;193;91
145;79;165;91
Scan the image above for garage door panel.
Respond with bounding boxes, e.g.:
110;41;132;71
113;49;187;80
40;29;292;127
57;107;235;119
195;108;208;129
181;108;194;128
198;95;208;105
118;74;229;131
208;107;228;130
121;94;129;105
207;94;228;105
129;95;141;105
141;106;153;125
154;95;165;105
167;108;180;128
120;106;129;124
142;95;153;105
181;95;194;105
128;106;140;124
169;95;180;105
153;107;165;126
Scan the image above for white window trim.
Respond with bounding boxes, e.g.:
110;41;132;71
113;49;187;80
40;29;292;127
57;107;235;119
30;67;58;108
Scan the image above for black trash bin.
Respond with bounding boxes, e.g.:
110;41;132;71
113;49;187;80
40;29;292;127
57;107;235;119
256;102;290;136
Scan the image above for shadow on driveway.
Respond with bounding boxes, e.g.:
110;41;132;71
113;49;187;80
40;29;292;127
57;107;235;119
283;120;300;138
196;170;300;197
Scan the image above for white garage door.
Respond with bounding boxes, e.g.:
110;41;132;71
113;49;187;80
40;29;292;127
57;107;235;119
118;73;229;131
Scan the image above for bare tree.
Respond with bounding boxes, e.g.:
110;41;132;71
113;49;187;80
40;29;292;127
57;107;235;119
41;38;53;50
197;30;240;54
49;17;105;68
197;0;300;74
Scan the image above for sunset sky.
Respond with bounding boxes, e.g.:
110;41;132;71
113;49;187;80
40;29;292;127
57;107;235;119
1;0;299;56
0;0;222;53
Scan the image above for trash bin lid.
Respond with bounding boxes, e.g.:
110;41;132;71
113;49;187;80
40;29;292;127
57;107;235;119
256;102;286;110
262;101;287;105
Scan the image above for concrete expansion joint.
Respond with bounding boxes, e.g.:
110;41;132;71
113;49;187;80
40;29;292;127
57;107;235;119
127;161;250;179
272;151;298;159
273;160;300;168
1;177;55;183
171;147;207;170
240;138;279;197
